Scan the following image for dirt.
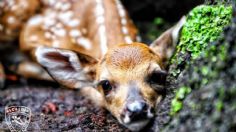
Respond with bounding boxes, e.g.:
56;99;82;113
0;83;129;131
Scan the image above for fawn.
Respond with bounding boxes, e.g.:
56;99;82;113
0;0;185;131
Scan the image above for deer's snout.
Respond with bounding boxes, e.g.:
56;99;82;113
127;100;147;116
120;86;154;125
122;100;149;123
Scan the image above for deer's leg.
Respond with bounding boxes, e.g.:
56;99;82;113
0;45;53;81
14;61;53;81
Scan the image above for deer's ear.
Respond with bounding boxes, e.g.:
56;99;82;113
35;46;98;89
149;16;186;62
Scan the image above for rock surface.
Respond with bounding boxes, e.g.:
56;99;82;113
153;3;236;132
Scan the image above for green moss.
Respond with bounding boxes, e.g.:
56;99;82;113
169;4;232;115
171;86;191;115
215;87;225;111
171;5;232;68
180;5;232;58
170;99;183;115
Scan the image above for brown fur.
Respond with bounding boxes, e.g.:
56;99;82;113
95;43;164;120
19;0;138;59
1;0;186;130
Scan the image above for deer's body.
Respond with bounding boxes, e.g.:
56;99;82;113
0;0;186;131
20;0;138;59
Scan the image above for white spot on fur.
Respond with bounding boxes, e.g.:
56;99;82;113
125;36;132;44
95;4;105;16
30;35;38;42
52;41;60;47
11;5;17;11
115;0;133;44
55;23;63;29
95;0;107;54
122;27;128;34
7;16;16;24
48;0;56;6
44;19;56;28
20;0;28;8
121;18;127;25
69;30;81;37
54;28;66;37
28;15;43;26
96;16;105;24
59;11;73;24
77;38;92;50
45;32;52;39
55;1;63;10
98;25;108;53
67;19;80;27
61;3;71;11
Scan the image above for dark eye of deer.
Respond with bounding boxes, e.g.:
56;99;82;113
149;71;167;85
99;80;112;95
146;71;167;94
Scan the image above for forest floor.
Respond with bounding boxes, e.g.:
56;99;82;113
0;83;129;131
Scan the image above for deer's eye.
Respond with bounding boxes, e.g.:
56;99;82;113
99;80;113;95
146;70;167;93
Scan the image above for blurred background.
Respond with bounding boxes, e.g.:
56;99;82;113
122;0;204;43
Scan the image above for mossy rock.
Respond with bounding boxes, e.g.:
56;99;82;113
150;3;236;131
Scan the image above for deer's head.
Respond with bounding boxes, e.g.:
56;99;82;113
35;17;185;131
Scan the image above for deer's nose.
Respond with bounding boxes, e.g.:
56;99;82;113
127;101;147;114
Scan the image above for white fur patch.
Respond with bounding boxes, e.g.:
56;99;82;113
59;11;73;23
7;16;16;24
96;16;105;24
94;0;108;55
54;28;66;37
61;3;71;11
77;38;92;50
44;19;56;28
98;25;108;53
115;0;133;44
67;19;80;27
45;32;52;39
124;36;132;44
28;15;43;26
69;29;81;37
29;35;38;42
52;41;60;47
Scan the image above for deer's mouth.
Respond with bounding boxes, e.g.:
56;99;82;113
122;119;150;131
120;106;154;131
